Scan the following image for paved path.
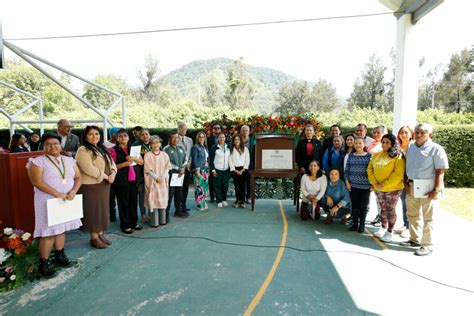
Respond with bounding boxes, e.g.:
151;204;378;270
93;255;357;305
1;198;473;315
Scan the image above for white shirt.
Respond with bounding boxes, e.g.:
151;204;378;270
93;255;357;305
213;144;230;171
228;147;250;171
60;134;68;148
300;174;328;203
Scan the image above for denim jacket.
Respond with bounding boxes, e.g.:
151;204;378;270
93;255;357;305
324;179;352;209
191;144;209;172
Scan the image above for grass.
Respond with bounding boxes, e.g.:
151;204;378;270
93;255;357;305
441;188;474;222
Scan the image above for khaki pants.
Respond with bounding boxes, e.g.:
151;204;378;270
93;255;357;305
406;185;438;247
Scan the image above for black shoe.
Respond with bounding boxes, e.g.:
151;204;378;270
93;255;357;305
358;226;365;233
122;228;133;234
54;249;72;267
209;199;216;203
175;212;189;218
110;217;117;223
184;208;190;213
349;225;358;231
400;240;421;247
134;225;143;231
39;258;56;278
370;215;380;226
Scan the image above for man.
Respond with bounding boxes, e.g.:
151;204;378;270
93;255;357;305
322;124;341;156
402;123;449;256
295;124;323;174
354;123;374;148
54;119;80;157
177;122;193;212
240;125;255;204
207;124;222;203
130;126;143;144
164;131;189;219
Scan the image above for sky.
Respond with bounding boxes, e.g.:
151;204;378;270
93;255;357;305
2;0;473;97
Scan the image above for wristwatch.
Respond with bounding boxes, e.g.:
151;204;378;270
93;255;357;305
434;187;442;193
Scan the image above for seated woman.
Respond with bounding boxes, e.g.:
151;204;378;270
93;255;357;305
27;132;41;152
320;167;352;224
27;133;82;278
300;160;327;220
9;133;29;153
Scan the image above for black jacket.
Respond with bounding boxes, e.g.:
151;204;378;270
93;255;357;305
295;138;323;172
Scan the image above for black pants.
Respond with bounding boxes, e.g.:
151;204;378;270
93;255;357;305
209;171;216;201
109;185;117;220
114;181;138;230
232;167;246;203
181;169;191;210
350;187;371;229
167;172;183;216
244;170;250;200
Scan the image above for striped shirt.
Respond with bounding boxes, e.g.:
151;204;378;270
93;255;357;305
344;153;372;189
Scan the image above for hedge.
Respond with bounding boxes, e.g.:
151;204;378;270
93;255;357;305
1;125;472;188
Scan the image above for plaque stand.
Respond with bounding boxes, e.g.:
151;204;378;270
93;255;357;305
249;134;300;211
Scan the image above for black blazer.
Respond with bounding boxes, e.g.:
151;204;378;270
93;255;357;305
295;138;323;172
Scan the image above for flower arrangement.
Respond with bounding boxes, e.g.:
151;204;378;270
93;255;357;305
0;227;39;292
203;113;324;139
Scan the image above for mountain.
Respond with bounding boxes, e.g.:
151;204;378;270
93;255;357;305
161;58;297;113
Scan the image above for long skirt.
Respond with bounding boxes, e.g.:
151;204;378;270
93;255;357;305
194;167;209;209
79;181;111;233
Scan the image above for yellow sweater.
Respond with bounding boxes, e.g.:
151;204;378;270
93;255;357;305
367;151;405;192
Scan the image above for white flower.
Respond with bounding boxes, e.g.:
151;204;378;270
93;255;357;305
9;234;17;239
10;275;16;281
0;248;11;265
3;228;13;235
21;232;31;241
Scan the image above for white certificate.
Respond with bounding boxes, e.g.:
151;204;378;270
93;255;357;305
170;173;184;187
261;149;293;169
413;179;435;198
129;145;142;166
47;195;83;227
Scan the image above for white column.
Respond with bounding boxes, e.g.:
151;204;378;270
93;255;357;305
393;14;419;134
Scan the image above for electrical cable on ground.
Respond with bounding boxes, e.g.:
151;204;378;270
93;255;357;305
5;12;397;41
110;232;474;294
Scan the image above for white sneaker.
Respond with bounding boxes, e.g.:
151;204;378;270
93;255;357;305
204;203;209;210
217;202;223;208
380;231;393;243
374;229;386;238
222;201;228;207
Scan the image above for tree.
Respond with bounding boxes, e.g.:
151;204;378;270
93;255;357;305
275;80;311;115
225;57;255;110
436;49;473;113
418;65;442;110
202;71;225;107
82;75;130;110
137;55;160;99
308;79;340;112
347;54;388;110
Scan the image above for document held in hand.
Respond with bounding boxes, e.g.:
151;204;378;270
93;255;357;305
413;179;435;198
129;146;142;166
170;173;184;187
47;194;83;227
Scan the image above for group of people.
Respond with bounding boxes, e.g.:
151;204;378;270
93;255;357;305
297;122;448;258
14;118;447;278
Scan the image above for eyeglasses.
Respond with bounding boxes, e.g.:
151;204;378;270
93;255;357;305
44;143;61;147
213;127;221;130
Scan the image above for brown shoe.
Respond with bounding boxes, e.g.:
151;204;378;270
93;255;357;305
90;238;108;249
99;234;112;245
324;214;333;224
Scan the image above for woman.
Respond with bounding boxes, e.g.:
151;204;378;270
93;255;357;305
9;133;29;153
191;131;210;211
342;133;356;170
229;135;250;208
321;168;351;224
300;160;327;220
395;125;414;237
27;132;41;152
144;136;171;224
209;133;230;208
367;125;387;154
110;129;143;234
27;133;82;278
133;128;151;222
76;126;117;249
345;137;372;233
367;134;405;242
322;135;344;175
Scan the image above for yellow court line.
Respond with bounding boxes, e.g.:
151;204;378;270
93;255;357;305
365;228;388;250
243;200;288;316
